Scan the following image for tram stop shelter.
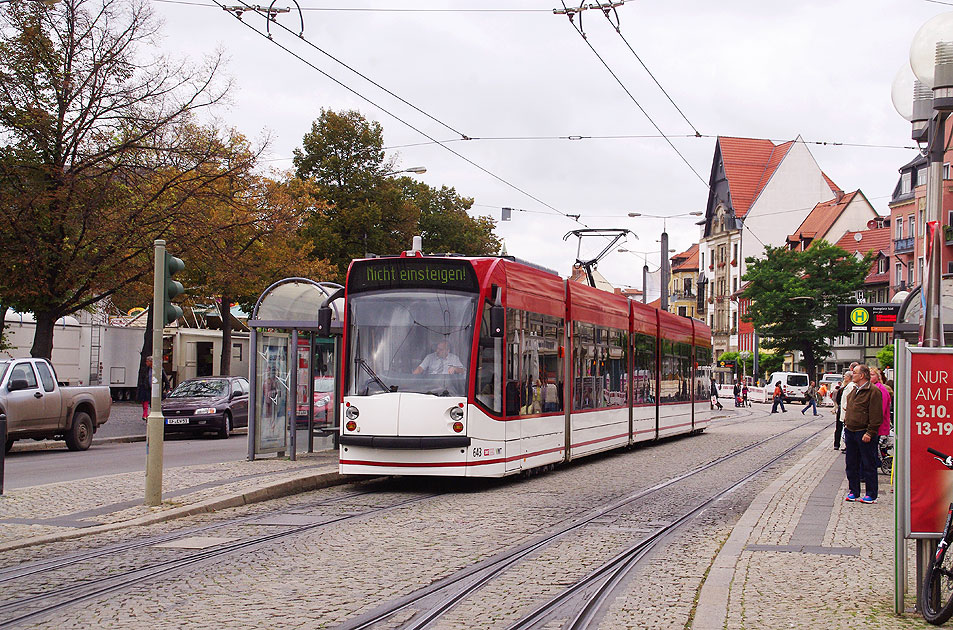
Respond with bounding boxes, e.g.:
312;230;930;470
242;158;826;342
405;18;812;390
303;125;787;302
247;278;343;461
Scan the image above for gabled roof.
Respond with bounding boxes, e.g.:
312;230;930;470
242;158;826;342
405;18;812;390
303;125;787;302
833;226;892;283
786;191;859;246
717;137;840;219
568;265;616;293
647;297;662;309
671;243;699;272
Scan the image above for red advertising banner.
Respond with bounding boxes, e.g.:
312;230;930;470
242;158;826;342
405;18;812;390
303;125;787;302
909;351;953;535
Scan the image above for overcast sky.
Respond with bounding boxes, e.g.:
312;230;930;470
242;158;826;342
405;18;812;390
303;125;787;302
151;0;947;289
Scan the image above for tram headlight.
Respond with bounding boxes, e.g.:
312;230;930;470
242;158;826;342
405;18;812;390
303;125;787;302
450;406;464;422
345;405;360;421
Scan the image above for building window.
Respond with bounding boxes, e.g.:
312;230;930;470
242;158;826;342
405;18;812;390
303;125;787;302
909;260;915;285
909;214;915;238
919;257;925;283
878;256;888;274
733;277;738;293
897;262;902;286
678;306;687;316
732;243;738;261
685;277;692;295
948;261;953;275
732;312;738;331
902;171;912;194
897;217;903;240
917;167;928;187
949;210;953;227
945;163;952;180
700;252;704;269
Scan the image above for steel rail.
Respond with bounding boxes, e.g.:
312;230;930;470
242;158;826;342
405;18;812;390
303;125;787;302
511;422;832;630
0;492;439;628
336;418;821;630
0;488;381;584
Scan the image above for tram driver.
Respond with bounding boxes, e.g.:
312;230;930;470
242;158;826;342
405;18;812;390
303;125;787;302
413;341;465;375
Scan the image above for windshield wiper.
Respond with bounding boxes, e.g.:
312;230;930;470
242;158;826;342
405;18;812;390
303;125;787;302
356;357;389;394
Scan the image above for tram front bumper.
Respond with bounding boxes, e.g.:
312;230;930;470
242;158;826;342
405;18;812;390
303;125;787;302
338;434;471;449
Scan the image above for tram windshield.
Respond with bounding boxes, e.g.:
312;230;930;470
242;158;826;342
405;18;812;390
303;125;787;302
346;290;477;397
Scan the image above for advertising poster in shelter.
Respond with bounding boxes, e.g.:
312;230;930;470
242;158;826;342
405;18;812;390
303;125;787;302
256;333;289;453
907;348;953;536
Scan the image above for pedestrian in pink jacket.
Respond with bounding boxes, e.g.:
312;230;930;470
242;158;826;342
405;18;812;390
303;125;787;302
870;367;891;436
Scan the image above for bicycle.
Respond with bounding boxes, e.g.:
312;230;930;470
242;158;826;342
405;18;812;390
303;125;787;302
920;446;953;624
879;435;893;476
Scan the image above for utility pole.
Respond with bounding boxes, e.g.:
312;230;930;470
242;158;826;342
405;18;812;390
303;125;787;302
145;241;166;506
660;230;670;311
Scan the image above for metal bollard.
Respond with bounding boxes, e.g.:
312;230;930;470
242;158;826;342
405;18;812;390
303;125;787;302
0;413;6;495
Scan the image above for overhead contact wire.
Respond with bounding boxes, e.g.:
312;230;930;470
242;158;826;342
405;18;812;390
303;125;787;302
210;0;586;226
560;3;709;188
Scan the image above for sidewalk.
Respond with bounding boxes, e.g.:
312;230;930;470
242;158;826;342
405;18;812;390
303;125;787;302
692;437;929;629
0;448;345;552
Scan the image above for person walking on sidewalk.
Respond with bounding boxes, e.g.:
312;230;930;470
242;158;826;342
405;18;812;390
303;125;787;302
844;364;883;504
137;356;154;420
742;383;749;407
801;381;820;416
710;376;723;410
770;382;787;413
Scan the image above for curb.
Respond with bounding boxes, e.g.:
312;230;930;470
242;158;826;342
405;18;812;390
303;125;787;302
691;434;829;630
0;467;350;553
9;429;250;453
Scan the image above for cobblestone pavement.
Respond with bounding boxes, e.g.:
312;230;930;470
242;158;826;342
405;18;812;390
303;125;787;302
0;409;876;630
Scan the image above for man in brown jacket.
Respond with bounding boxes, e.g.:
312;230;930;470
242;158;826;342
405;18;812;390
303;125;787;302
843;364;884;503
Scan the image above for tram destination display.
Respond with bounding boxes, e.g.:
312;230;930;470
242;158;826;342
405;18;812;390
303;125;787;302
349;258;479;293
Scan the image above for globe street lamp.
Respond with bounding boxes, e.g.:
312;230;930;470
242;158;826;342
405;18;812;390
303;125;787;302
892;12;953;348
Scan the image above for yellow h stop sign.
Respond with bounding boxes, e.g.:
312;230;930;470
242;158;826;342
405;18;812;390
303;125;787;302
850;307;869;326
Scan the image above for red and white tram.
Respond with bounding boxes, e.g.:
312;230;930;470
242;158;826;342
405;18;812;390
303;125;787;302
336;252;713;477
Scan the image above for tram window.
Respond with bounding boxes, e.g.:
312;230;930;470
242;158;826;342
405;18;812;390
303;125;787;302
677;342;692;402
476;301;503;415
632;333;656;405
573;323;605;410
695;345;713;401
605;328;627;407
506;308;564;415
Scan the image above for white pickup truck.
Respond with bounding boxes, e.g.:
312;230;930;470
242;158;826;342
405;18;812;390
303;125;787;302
0;358;111;453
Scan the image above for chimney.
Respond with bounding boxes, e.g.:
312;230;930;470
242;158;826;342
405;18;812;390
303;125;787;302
834;189;844;203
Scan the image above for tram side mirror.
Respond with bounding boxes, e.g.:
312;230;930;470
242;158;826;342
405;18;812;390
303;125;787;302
490;305;504;338
317;306;332;338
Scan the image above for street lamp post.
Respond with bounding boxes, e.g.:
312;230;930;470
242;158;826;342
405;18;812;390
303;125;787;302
891;14;953;613
892;13;953;348
628;211;702;311
384;166;427;176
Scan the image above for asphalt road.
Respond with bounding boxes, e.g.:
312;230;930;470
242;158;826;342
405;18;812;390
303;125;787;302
2;401;336;489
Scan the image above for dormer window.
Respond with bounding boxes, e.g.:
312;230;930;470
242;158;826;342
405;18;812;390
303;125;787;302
877;256;888;274
902;172;912;194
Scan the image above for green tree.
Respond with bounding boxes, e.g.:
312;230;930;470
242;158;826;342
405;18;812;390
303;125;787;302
400;180;500;256
0;0;240;359
293;109;500;279
876;344;895;373
741;241;872;381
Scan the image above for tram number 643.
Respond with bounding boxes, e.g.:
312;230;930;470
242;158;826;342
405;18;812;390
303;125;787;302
472;447;483;458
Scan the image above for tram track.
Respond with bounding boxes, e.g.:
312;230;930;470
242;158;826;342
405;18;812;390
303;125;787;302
0;488;382;584
0;411;814;629
0;489;441;628
334;417;827;630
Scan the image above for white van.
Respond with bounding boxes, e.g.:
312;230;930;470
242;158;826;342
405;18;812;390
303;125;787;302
767;372;810;403
818;373;843;406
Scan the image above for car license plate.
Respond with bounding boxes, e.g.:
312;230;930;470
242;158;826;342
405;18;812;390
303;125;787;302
165;417;189;425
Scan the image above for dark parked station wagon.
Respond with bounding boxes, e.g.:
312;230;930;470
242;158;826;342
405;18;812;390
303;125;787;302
161;376;249;438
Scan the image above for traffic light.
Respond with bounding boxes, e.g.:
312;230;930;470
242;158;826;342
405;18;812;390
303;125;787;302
163;253;185;325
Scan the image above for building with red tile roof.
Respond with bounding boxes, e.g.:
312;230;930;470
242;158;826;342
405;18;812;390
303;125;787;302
785;190;877;251
699;136;846;358
668;243;699;318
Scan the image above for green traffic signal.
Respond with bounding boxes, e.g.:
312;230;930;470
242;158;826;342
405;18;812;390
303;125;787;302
163;253;185;325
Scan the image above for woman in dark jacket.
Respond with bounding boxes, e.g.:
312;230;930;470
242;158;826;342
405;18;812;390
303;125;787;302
136;356;153;420
832;381;844;450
